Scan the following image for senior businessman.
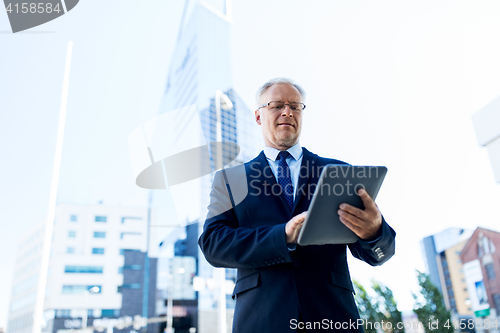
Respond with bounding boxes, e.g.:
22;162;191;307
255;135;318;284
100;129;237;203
198;78;396;332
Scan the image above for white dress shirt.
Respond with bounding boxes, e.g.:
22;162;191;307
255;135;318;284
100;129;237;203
263;143;303;200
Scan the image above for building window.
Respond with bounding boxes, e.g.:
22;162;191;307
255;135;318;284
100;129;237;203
93;232;106;238
101;309;120;317
117;284;141;292
62;285;102;294
120;232;141;239
66;247;75;254
65;266;103;274
493;294;500;314
92;248;105;255
70;215;77;222
68;231;76;238
485;264;496;280
119;249;141;255
55;310;71;318
95;216;107;222
121;217;142;223
450;298;456;310
118;265;142;273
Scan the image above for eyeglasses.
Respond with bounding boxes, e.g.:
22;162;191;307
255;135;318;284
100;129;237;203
258;101;306;112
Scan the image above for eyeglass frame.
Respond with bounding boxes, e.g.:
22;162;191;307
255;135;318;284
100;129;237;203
257;101;306;112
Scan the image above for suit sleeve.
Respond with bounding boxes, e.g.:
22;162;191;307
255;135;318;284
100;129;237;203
348;217;396;266
198;171;294;269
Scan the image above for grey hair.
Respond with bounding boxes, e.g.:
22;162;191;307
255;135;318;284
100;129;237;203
255;77;306;107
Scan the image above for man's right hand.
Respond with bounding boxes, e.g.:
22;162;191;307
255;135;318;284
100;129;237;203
285;211;307;244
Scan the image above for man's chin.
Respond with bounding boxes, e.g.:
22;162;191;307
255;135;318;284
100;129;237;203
275;135;299;148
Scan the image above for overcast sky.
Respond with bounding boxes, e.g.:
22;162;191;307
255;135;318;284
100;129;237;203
2;0;500;328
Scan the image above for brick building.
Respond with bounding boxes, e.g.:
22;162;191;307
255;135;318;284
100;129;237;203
460;227;500;323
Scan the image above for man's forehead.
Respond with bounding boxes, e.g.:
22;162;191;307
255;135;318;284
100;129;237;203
262;83;302;102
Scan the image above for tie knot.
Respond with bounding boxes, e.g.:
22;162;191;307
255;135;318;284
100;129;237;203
277;151;291;161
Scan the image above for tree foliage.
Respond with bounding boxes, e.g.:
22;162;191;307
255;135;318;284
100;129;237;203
354;280;380;333
412;270;453;333
372;281;405;333
354;280;405;333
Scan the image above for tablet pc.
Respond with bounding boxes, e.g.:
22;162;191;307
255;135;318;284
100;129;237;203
297;165;387;246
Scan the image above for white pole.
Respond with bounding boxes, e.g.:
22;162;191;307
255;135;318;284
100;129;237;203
82;290;89;328
31;41;73;333
166;271;174;333
215;90;226;333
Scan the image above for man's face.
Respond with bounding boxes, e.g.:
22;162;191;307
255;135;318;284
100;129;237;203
255;83;303;150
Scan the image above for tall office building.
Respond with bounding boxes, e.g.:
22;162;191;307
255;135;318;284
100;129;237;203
435;240;473;315
420;228;474;316
7;204;152;333
156;1;262;332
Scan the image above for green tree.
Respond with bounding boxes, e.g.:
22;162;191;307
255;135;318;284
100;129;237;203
372;280;405;333
354;280;380;333
413;270;454;333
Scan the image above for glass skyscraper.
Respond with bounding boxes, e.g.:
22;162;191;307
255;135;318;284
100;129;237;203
156;1;262;331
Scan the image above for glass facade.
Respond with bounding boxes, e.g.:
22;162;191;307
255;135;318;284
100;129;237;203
157;1;263;322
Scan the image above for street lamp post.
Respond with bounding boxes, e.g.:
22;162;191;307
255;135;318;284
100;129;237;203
165;266;187;333
82;286;100;329
214;90;233;333
165;272;174;333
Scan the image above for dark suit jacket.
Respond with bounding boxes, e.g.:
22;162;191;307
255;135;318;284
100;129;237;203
198;147;396;333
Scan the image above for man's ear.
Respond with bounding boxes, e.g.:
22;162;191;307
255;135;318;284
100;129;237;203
255;110;261;125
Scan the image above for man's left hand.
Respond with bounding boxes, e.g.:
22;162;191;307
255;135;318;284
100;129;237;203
338;189;382;241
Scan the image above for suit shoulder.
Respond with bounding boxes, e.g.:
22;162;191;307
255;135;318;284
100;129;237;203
317;156;349;166
302;147;349;166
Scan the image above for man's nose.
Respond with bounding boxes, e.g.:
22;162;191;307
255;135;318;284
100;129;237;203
281;105;293;117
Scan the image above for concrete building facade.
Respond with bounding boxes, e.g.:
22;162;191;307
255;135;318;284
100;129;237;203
436;240;473;315
421;228;474;317
7;204;152;333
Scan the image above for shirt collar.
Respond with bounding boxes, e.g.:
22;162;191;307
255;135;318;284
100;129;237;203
263;143;303;162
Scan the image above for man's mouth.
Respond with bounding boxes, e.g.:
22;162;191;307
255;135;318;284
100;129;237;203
278;123;294;127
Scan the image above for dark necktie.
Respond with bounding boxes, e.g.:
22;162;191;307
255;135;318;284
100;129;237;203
277;151;294;211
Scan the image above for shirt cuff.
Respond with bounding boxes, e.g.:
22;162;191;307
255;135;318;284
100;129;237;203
287;243;297;251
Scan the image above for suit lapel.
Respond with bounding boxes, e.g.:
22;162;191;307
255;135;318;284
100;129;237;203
248;151;292;213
